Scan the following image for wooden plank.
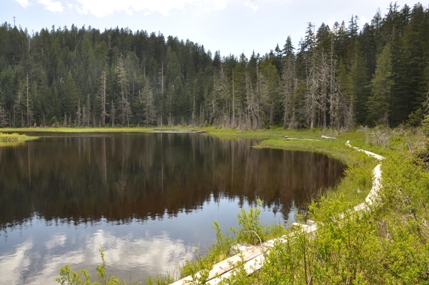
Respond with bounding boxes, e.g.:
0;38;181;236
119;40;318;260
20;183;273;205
170;246;266;285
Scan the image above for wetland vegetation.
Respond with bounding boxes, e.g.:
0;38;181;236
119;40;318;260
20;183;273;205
3;126;427;284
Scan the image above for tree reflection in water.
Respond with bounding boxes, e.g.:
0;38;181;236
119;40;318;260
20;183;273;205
0;133;345;284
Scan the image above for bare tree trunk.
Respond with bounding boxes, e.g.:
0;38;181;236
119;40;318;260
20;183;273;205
232;70;235;128
101;71;107;126
110;100;115;127
319;52;329;129
77;98;81;127
282;56;296;129
63;112;67;127
161;61;164;96
26;74;31;126
329;37;340;129
306;52;319;129
191;95;196;126
289;78;299;129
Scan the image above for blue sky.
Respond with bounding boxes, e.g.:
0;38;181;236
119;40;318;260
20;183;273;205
2;0;425;58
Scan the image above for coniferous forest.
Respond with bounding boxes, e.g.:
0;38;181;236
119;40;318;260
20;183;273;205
1;3;429;129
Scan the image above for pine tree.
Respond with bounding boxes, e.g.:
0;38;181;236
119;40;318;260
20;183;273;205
115;55;131;126
97;70;107;126
282;36;297;129
142;77;156;126
367;44;393;126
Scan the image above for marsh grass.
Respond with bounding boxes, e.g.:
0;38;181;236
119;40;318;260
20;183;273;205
0;127;156;133
0;132;38;146
178;203;286;281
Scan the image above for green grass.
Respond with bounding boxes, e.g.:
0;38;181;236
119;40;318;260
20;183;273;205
203;126;323;140
0;132;38;146
0;127;156;133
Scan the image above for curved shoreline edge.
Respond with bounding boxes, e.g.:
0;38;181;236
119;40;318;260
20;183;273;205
170;141;384;285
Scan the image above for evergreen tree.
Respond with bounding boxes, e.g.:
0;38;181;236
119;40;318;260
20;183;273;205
282;36;297;129
367;44;393;126
0;3;428;129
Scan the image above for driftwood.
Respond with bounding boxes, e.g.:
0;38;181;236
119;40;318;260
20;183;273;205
152;129;207;134
284;136;320;141
321;135;336;139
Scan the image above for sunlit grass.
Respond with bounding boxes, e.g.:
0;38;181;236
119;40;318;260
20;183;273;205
203;126;323;140
0;132;38;146
0;127;155;133
0;126;212;134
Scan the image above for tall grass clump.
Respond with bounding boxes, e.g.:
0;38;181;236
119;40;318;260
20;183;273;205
0;132;37;142
0;132;38;146
179;201;285;282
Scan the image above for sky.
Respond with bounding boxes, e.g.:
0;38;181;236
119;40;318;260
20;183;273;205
1;0;426;58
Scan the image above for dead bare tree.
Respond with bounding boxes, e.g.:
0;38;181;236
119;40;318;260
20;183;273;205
245;72;260;129
282;53;296;129
305;50;319;129
98;71;107;126
26;74;32;126
319;52;330;129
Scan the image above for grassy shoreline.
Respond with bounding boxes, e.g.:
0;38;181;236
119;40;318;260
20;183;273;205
167;127;429;284
3;126;428;283
0;127;156;133
0;132;39;147
194;127;429;284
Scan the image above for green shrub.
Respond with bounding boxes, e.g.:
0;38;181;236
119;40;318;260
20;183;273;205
56;249;132;285
422;115;429;137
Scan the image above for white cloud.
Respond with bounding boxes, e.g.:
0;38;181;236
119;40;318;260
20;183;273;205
244;1;258;12
0;239;34;285
86;230;195;273
45;233;67;250
75;0;234;18
360;15;369;26
37;0;64;12
15;0;30;8
0;229;195;284
201;0;230;12
25;230;196;284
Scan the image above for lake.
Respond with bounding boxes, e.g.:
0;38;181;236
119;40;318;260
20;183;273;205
0;133;345;284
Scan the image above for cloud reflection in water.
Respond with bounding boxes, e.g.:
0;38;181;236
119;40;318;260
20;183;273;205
0;219;196;285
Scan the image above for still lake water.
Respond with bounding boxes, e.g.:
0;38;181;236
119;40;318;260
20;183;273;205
0;133;345;284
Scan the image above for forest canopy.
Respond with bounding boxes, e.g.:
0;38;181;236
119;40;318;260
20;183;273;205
1;3;429;129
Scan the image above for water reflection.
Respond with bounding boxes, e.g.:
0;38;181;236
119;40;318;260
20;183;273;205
0;133;345;284
0;214;195;284
0;196;284;284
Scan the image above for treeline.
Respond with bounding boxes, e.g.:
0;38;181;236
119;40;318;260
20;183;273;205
1;3;429;129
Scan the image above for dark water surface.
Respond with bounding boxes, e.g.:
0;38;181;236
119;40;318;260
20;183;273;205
0;133;345;284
